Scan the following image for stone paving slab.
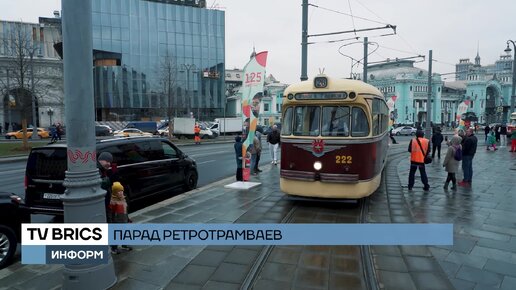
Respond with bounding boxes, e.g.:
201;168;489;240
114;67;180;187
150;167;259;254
395;141;516;290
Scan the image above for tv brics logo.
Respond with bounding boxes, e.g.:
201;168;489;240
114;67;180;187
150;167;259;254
21;224;110;265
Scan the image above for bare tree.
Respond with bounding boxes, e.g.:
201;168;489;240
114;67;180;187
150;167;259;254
159;52;179;140
0;22;61;132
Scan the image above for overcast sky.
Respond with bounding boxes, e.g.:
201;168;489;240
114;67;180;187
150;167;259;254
1;0;515;84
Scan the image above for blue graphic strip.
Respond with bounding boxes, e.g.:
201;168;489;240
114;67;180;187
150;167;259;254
21;245;46;264
109;223;453;246
46;246;109;264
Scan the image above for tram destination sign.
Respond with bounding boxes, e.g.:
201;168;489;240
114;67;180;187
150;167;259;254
295;92;348;100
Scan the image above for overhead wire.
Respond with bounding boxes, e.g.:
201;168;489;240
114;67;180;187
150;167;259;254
352;0;420;56
347;0;357;38
308;3;391;26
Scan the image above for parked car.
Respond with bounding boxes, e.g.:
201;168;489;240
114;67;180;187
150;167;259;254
0;192;30;269
24;137;198;215
96;125;113;136
5;128;50;139
124;121;159;135
391;126;417;136
113;128;153;137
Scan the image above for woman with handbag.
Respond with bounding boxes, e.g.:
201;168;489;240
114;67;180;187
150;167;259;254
407;130;431;191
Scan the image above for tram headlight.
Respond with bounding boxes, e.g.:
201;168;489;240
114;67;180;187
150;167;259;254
313;161;322;171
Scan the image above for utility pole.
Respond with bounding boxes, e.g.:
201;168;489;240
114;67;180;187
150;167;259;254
363;37;368;83
425;50;433;139
300;0;308;81
506;40;516;115
61;0;116;288
30;51;37;139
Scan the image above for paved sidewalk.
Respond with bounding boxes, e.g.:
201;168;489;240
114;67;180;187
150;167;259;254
394;142;516;290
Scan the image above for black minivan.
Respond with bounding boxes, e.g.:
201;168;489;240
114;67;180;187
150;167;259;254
24;137;198;215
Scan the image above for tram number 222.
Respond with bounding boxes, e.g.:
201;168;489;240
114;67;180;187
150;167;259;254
335;155;352;164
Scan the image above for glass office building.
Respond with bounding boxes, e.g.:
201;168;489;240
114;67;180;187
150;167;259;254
92;0;225;121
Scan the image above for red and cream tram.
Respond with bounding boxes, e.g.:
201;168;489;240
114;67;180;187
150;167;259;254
280;75;389;199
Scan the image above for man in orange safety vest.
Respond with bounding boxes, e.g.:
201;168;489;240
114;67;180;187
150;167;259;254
407;130;430;191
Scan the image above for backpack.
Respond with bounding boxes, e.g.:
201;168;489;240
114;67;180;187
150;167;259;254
454;146;462;161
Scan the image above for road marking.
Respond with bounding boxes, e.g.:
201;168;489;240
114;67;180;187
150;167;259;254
197;160;215;165
190;151;230;157
0;168;25;174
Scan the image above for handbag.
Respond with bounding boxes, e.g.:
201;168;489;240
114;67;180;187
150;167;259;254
416;138;432;164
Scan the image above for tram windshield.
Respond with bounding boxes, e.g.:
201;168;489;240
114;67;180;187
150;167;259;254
283;105;370;137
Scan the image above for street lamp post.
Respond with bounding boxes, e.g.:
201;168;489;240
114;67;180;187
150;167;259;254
505;40;516;117
47;107;54;126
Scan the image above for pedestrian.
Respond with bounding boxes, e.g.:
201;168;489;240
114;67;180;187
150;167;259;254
442;135;462;191
486;129;498;151
250;134;261;175
194;124;201;145
50;125;58;143
234;136;243;181
254;131;262;172
510;129;516;152
407;130;431;191
459;128;478;187
431;127;444;159
56;123;63;140
484;124;490;142
499;123;507;147
267;125;281;164
389;128;398;144
495;125;501;143
109;182;133;255
97;152;120;221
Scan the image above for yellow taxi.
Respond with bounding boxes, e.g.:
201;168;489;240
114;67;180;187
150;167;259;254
5;128;50;139
113;128;153;137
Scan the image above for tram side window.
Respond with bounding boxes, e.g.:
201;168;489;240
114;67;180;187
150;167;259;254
321;106;350;137
371;99;389;136
351;107;369;137
380;101;389;133
372;99;381;135
282;107;293;135
293;106;320;136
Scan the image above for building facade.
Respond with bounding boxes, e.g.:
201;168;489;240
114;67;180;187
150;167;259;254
367;60;444;127
92;0;225;121
224;68;287;126
0;17;63;131
458;51;513;124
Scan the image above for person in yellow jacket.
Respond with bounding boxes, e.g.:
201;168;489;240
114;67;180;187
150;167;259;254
194;124;201;145
408;130;430;191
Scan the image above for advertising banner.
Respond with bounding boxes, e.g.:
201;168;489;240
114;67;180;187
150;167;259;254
241;51;268;181
456;100;470;130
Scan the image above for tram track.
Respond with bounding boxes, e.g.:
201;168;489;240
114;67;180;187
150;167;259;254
241;148;409;290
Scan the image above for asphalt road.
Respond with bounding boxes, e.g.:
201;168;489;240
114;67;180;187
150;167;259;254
0;139;274;219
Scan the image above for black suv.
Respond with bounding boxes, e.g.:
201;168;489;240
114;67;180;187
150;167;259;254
0;192;30;269
24;137;198;215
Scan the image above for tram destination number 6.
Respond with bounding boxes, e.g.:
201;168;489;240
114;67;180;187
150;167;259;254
335;155;352;164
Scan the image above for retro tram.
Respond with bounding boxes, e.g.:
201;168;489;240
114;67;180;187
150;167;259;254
279;75;389;199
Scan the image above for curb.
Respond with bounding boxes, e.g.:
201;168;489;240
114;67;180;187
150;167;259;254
0;156;28;164
130;162;274;221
